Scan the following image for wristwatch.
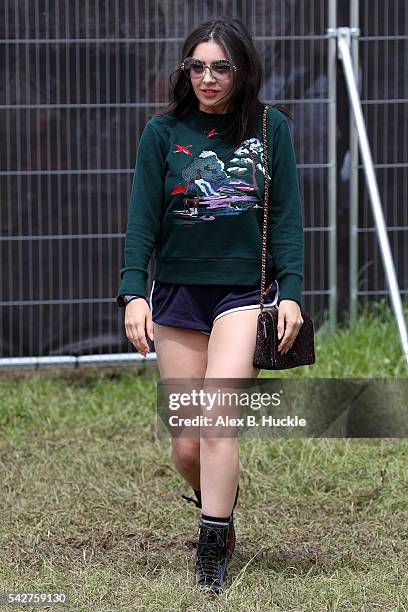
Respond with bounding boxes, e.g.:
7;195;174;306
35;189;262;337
117;294;145;307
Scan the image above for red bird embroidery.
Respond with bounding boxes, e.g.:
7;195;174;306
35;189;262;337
174;143;193;155
206;128;218;138
171;185;188;195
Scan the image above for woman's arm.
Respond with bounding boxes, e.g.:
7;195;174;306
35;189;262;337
268;113;305;352
117;120;165;301
268;114;304;308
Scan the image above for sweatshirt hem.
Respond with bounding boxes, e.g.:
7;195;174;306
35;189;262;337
155;257;269;285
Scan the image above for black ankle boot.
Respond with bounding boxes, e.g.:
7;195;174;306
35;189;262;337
182;484;239;559
195;520;230;594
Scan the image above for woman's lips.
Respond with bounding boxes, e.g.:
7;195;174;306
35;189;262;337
201;90;219;97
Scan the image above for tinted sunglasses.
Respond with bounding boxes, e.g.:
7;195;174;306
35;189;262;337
180;57;237;81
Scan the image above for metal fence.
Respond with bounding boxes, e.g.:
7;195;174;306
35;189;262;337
350;0;408;313
0;0;406;365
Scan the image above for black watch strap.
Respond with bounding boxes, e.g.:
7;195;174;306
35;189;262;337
117;294;145;307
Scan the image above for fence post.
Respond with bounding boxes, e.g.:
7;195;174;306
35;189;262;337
328;25;408;367
349;0;360;321
328;0;338;332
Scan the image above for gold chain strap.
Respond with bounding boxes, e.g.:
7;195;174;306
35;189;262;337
259;105;270;314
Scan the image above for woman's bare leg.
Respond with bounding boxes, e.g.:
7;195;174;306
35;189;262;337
201;308;261;516
153;323;209;490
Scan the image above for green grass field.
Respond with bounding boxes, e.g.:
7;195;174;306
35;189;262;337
0;300;407;611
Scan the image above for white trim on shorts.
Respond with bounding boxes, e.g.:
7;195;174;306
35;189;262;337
200;280;280;335
149;279;156;314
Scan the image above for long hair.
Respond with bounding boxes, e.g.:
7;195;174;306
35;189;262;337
154;16;293;148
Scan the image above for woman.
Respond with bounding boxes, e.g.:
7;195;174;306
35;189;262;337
117;16;304;595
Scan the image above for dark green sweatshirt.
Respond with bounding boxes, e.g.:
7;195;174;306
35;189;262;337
117;105;304;306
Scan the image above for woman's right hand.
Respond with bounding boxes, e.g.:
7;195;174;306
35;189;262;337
124;298;154;357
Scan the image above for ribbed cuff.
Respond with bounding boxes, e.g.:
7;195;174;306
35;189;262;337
116;269;147;302
276;274;303;307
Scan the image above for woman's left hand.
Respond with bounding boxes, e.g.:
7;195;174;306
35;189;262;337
277;299;304;353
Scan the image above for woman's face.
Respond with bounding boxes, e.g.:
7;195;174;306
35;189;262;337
188;41;236;114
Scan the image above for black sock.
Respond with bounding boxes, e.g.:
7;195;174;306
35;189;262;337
202;513;231;526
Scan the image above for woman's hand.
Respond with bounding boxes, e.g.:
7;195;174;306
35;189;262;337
277;299;303;353
124;298;154;357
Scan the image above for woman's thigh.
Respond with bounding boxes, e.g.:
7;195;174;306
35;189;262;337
154;323;208;458
205;308;261;378
153;322;209;379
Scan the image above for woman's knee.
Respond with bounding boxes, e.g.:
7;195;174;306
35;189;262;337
200;436;238;453
171;438;200;468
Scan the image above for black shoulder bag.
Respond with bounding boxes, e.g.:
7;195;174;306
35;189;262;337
253;105;316;370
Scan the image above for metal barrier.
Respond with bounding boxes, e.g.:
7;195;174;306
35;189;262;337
327;18;408;365
1;0;406;368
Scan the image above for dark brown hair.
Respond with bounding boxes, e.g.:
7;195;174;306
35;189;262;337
154;16;293;147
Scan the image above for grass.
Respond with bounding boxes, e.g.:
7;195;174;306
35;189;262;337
0;299;407;611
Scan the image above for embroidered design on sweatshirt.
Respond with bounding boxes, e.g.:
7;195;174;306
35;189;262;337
174;143;193;156
170;137;270;225
206;128;218;138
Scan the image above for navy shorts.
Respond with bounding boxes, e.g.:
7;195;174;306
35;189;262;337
149;279;280;335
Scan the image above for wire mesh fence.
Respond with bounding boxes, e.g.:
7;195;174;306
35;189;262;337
355;0;408;303
0;0;406;363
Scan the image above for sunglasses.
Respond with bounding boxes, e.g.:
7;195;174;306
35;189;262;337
180;57;237;81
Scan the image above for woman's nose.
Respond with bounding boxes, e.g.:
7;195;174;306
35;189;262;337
202;67;216;84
